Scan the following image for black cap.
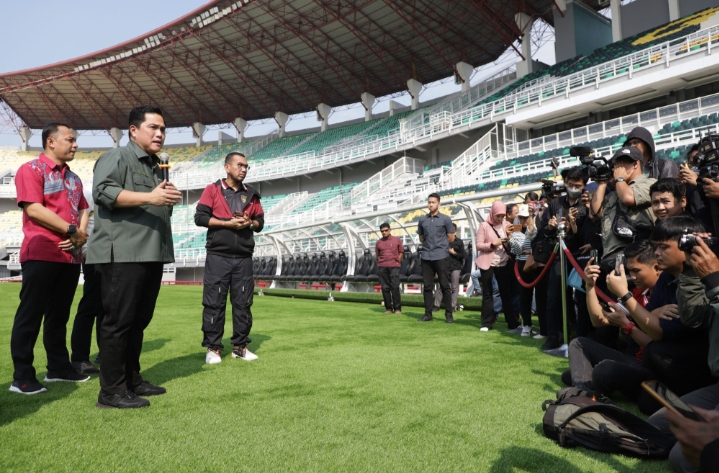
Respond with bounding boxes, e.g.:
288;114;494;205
611;146;643;163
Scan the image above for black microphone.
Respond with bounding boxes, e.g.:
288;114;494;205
159;153;170;182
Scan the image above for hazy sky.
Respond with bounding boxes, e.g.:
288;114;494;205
0;1;554;148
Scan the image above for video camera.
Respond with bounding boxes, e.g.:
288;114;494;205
678;229;719;254
541;179;565;198
571;146;613;182
695;134;719;183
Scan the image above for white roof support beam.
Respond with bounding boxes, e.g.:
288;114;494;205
361;92;375;121
317;103;331;132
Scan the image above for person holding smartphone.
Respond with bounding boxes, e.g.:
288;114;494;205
195;152;264;365
475;200;519;332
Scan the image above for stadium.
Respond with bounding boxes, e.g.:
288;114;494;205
2;0;719;471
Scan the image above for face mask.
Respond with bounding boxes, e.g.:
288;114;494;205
566;187;583;199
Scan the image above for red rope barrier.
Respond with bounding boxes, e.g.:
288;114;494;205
514;250;557;288
561;245;614;303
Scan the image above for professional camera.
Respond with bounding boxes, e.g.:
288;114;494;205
571;146;613;182
678;230;719;254
695;134;719;183
541;179;565;198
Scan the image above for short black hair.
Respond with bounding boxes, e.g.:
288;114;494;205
506;203;518;215
651;215;705;243
623;239;656;265
379;222;390;230
650;178;685;201
428;192;440;202
128;105;163;137
561;165;588;184
225;152;246;164
525;192;539;202
42;122;71;150
453;223;457;231
689;143;700;155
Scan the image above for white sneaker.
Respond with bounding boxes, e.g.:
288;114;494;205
480;327;490;332
533;333;547;340
521;326;535;337
205;348;222;365
232;346;259;361
507;326;523;334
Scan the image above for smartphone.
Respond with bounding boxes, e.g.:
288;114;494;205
590;249;600;265
641;381;706;422
598;301;613;312
615;253;625;274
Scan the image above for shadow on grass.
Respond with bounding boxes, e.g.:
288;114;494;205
489;446;645;473
0;378;78;427
249;333;271;353
140;354;205;386
143;338;171;353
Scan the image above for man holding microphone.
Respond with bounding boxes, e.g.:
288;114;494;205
89;105;181;409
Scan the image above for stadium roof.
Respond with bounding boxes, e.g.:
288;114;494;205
0;0;567;130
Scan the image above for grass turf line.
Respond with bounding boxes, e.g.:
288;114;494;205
0;284;671;472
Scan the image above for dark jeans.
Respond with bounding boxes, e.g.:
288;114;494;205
568;337;656;401
202;254;254;350
642;339;714;397
421;258;452;318
379;266;401;312
546;261;576;340
480;264;518;329
534;268;549;335
98;262;163;394
508;257;521;315
70;262;104;362
516;260;536;327
11;261;81;381
649;382;719;473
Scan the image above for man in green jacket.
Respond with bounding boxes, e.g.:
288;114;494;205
648;237;719;472
87;105;181;409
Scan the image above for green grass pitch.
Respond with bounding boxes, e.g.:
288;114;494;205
0;284;672;472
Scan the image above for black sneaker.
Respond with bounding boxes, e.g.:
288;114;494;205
96;390;150;409
72;361;100;375
132;381;166;396
432;306;440;312
44;369;91;383
418;314;434;322
9;379;47;395
445;314;455;324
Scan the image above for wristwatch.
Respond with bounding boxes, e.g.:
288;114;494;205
615;177;626;183
621;322;636;335
618;292;633;305
67;224;77;235
249;221;255;230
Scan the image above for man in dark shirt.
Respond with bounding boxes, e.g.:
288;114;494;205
433;223;465;312
417;193;455;323
376;222;404;315
195;152;264;365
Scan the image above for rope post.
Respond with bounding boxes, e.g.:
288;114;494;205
545;233;569;358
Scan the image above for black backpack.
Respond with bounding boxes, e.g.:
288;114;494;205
542;388;674;458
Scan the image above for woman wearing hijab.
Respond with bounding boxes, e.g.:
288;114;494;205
475;201;521;332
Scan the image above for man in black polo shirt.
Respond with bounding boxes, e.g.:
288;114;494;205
417;193;455;323
195;152;264;365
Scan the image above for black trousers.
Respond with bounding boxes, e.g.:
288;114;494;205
421;258;452;317
546;261;576;340
516;260;535;327
379;266;401;312
533;268;549;335
480;264;518;329
11;261;81;381
202;254;254;350
568;337;656;400
98;262;163;394
70;262;104;362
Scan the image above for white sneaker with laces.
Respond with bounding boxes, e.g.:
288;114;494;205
232;347;259;361
205;348;222;365
521;326;534;337
507;326;523;334
480;327;490;332
533;333;547;340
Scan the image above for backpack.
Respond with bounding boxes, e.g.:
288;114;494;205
542;388;674;458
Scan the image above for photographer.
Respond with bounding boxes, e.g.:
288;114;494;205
678;144;715;234
648;235;719;473
624;126;679;179
537;166;587;351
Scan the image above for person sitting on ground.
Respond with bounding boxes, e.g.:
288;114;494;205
509;205;538;336
568;240;660;412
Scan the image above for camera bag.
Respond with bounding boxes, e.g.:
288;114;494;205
542;389;674;458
